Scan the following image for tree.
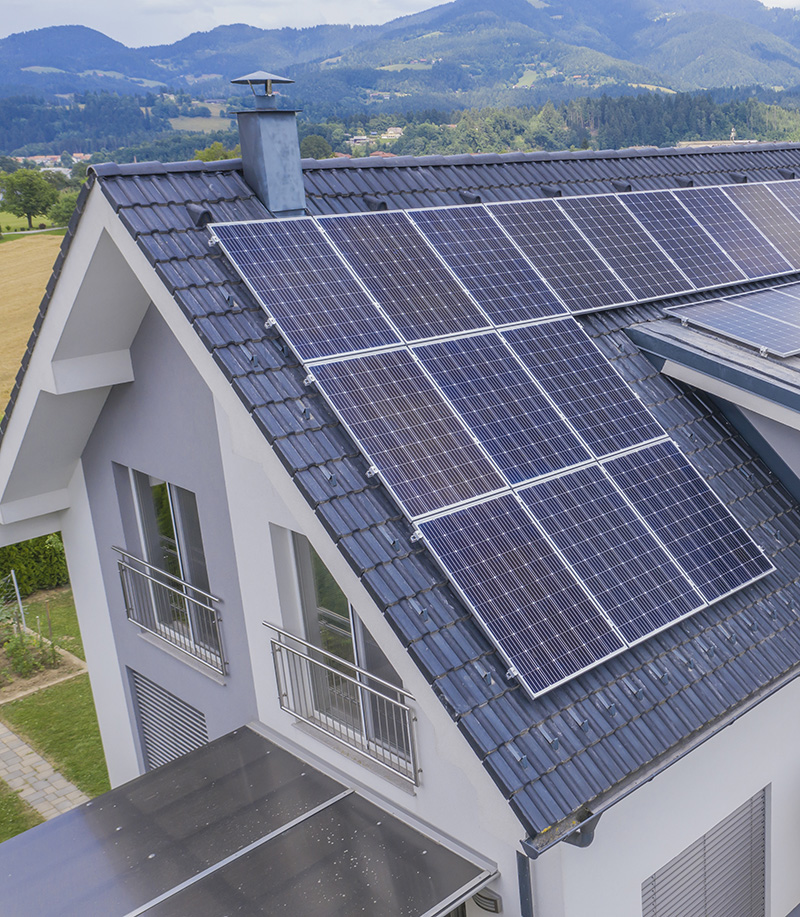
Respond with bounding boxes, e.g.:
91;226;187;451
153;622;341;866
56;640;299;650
194;140;240;162
300;134;334;159
0;170;58;229
48;190;80;226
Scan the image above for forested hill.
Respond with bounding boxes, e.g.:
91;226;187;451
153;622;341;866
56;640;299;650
6;0;800;110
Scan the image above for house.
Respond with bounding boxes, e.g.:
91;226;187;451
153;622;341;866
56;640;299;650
2;72;800;915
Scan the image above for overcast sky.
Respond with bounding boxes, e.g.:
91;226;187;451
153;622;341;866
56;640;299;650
1;0;442;47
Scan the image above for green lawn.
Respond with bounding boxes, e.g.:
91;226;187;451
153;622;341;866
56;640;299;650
0;674;110;798
0;778;43;842
0;228;66;245
24;587;84;660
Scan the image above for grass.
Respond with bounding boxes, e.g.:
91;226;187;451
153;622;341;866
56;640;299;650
0;779;43;842
0;234;63;405
24;587;84;661
0;674;111;798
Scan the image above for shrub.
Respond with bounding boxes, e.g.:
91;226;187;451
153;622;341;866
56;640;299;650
4;633;41;678
0;534;69;597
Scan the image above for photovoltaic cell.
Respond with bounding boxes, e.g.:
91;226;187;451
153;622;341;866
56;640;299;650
723;183;800;266
319;212;489;342
490;199;633;312
504;319;663;456
675;186;792;279
311;350;504;518
605;441;773;602
557;195;691;301
419;494;624;695
666;298;800;357
621;190;746;289
519;466;701;643
408;206;567;324
211;220;400;361
413;334;591;483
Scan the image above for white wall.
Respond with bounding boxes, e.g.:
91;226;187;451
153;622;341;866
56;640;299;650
533;673;800;917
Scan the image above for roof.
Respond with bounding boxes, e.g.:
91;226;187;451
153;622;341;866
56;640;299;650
0;727;492;916
9;143;800;850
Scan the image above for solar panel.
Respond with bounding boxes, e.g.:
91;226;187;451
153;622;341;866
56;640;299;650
557;195;692;301
489;199;633;312
211;220;400;361
311;350;505;518
504;319;664;456
666;297;800;357
605;441;774;602
413;333;591;483
765;179;800;219
319;212;489;342
723;183;800;266
621;190;747;289
408;206;567;325
519;466;701;643
724;286;800;325
418;494;625;695
674;186;792;279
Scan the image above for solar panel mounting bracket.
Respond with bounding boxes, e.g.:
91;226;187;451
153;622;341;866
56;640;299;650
506;665;520;680
264;317;277;329
409;529;422;542
366;465;379;478
303;374;315;386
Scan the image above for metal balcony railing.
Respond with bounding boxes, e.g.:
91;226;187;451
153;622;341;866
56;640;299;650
267;624;418;784
115;547;225;674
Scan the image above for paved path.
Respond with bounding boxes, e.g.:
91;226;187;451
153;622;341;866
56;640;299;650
0;720;88;820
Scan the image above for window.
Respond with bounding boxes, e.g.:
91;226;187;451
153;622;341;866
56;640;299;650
642;788;767;917
116;469;223;671
293;533;410;758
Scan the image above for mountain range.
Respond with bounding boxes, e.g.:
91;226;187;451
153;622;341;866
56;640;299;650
6;0;800;110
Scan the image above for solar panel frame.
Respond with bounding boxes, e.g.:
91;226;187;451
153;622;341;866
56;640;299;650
488;199;635;312
557;194;694;301
310;350;506;518
503;318;665;457
620;189;747;290
210;218;401;361
318;211;491;342
604;441;774;603
672;186;793;280
418;493;626;696
413;333;592;483
518;466;703;644
407;205;568;325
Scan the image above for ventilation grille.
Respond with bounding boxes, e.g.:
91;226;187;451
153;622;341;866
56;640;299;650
642;788;767;917
130;671;208;770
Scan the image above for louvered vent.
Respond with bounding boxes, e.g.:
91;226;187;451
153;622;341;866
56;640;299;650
642;788;767;917
130;671;208;770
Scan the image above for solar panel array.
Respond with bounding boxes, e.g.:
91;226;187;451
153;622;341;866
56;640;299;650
211;178;783;697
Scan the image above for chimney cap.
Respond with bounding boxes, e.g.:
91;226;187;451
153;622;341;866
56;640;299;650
231;71;294;87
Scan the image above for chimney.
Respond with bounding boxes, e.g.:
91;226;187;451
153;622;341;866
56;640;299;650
232;71;306;217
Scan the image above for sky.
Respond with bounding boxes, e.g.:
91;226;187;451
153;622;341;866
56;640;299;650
1;0;440;47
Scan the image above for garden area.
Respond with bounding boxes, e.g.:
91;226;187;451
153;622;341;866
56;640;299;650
0;536;110;841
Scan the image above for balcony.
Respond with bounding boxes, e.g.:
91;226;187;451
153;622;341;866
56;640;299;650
115;547;225;674
267;624;418;785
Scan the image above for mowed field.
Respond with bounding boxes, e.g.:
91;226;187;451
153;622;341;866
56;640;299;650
0;235;62;406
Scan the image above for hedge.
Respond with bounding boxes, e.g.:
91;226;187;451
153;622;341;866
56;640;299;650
0;534;69;597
